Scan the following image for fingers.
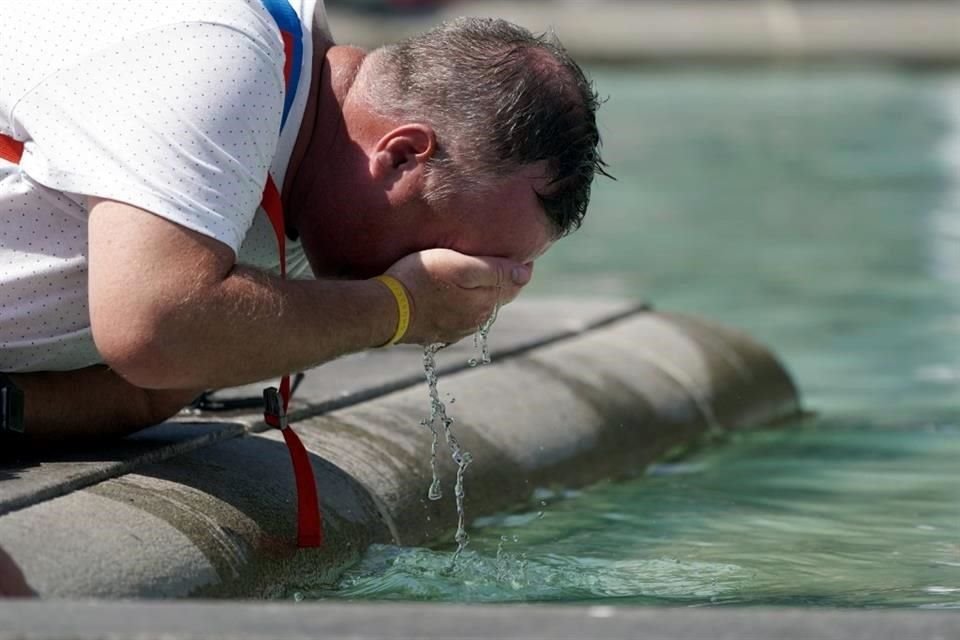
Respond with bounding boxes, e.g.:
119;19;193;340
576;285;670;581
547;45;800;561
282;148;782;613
384;249;534;346
512;264;532;285
437;252;530;313
440;253;530;290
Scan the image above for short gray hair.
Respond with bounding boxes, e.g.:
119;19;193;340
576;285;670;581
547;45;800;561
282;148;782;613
359;17;608;237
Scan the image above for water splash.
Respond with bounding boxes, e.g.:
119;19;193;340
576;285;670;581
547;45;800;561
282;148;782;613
420;303;500;560
320;544;746;603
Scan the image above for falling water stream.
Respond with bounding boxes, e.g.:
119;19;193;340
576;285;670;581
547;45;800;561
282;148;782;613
421;304;500;560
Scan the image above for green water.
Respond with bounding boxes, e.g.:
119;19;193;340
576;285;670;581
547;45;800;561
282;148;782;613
315;68;960;608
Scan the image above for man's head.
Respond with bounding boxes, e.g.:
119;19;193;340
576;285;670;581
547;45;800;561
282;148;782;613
298;17;607;278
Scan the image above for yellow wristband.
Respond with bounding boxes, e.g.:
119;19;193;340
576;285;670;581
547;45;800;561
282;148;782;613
373;275;410;347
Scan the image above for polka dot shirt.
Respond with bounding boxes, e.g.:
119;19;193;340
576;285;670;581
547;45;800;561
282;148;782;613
0;0;319;372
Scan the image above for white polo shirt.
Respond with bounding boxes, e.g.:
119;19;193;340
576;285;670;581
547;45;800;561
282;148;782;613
0;0;323;372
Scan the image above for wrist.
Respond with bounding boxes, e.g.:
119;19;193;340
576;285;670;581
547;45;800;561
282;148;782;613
371;275;412;347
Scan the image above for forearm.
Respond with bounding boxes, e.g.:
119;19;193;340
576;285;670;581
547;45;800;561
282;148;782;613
88;199;527;391
8;367;200;447
95;267;397;390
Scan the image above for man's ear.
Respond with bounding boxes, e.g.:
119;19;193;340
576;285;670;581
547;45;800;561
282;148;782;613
370;123;436;182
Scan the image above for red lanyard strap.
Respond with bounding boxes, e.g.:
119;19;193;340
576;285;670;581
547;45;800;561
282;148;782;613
260;179;323;548
0;135;24;164
263;381;323;548
256;0;324;550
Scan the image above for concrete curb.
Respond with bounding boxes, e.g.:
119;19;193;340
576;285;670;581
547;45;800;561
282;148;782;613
0;306;800;598
2;600;958;640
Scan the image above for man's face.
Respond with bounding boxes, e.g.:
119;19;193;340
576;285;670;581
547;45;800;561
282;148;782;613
309;165;556;280
433;166;556;268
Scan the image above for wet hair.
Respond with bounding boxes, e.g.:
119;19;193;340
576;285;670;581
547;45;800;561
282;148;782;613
360;17;609;237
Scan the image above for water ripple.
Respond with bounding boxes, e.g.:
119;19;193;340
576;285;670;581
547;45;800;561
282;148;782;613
313;544;747;604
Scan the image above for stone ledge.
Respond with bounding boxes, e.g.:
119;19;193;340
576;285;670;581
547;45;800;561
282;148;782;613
0;298;640;520
0;299;801;598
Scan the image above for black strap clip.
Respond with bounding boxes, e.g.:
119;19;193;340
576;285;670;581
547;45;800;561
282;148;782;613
262;386;288;430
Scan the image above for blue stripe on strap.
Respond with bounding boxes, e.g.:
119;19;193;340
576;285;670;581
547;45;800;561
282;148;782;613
261;0;304;131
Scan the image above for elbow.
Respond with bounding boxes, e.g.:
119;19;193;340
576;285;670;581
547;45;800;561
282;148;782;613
91;308;193;390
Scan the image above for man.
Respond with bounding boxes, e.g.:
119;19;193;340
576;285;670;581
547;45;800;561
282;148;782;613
0;0;604;446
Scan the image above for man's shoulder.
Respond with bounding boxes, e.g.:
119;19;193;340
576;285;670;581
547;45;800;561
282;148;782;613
5;0;286;87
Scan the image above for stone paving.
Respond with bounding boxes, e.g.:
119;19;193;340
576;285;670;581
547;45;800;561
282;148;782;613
2;599;957;640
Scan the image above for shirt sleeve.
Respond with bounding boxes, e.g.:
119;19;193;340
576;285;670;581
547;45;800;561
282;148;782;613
12;20;285;256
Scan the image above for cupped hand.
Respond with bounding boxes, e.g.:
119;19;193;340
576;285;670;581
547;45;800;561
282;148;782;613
385;248;532;346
